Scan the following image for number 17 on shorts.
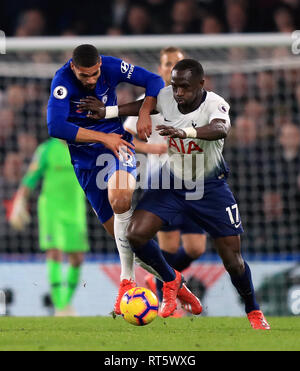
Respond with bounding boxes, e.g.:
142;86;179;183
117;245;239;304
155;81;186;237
226;204;242;230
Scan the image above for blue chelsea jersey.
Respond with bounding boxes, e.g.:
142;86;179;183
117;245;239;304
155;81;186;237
47;56;164;169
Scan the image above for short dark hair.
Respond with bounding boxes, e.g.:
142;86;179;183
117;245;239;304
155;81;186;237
173;59;204;80
72;44;100;68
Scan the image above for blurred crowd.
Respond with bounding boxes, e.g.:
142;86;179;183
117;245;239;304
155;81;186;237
1;0;300;37
1;58;300;254
0;0;300;255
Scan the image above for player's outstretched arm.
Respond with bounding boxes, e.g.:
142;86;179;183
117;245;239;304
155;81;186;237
78;95;160;142
75;128;135;158
78;96;145;120
157;119;231;141
9;142;48;231
136;96;157;141
9;186;31;231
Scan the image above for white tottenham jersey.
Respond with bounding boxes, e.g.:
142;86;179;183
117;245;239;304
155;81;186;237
156;86;230;181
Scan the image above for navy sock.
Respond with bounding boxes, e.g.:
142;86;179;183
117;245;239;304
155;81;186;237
132;239;176;282
230;261;260;314
161;250;176;267
166;246;195;272
155;247;194;302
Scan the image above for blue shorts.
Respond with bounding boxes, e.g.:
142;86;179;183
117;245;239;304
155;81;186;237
74;138;136;224
136;178;244;238
160;215;206;235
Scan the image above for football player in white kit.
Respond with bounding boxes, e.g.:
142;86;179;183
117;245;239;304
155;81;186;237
125;59;270;330
124;47;207;305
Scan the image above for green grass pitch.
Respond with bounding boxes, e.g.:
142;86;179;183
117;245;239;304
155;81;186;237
0;316;299;351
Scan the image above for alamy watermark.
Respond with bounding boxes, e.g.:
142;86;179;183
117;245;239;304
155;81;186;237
95;151;205;201
0;30;6;55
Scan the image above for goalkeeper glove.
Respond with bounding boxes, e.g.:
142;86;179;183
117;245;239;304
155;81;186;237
9;195;31;231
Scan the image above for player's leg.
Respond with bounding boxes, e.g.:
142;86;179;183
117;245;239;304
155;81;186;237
58;252;85;316
57;221;89;315
161;232;206;273
38;201;65;313
45;249;65;312
187;178;269;329
108;170;136;282
127;209;183;317
214;235;270;329
102;216;114;236
127;200;200;317
159;216;207;272
73;165;137;315
150;229;181;301
107;169;138;314
153;226;206;308
181;233;206;262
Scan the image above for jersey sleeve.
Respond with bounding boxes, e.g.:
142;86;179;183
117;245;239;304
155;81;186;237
123;115;138;134
207;99;231;124
22;143;48;190
123;94;146;134
47;73;79;142
156;90;163;114
104;56;164;97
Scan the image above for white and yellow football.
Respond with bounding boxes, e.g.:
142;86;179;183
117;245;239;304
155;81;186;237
120;287;159;326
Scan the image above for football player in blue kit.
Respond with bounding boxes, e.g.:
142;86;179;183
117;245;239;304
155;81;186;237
47;44;167;315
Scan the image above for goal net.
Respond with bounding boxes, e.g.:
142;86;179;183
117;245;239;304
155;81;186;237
0;33;299;261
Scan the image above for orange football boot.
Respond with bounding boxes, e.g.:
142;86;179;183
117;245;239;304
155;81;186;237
160;270;183;318
114;279;136;315
177;284;203;315
247;310;270;330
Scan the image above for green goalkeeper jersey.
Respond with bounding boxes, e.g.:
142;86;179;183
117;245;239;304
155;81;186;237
22;138;86;224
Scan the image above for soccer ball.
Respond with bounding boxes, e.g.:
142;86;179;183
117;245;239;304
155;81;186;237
120;287;159;326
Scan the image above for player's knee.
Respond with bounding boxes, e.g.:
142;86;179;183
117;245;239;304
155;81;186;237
182;235;206;259
46;249;63;262
184;243;205;259
110;197;131;214
69;253;84;267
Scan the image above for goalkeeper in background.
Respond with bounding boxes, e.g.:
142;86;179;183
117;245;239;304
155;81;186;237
9;138;89;316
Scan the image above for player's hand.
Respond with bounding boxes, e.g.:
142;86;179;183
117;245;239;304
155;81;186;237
104;133;135;159
136;112;152;142
156;125;187;139
77;96;105;119
9;196;31;231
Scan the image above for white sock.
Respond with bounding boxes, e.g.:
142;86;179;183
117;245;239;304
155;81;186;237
114;208;135;281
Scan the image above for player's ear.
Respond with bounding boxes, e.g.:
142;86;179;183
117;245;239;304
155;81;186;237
70;61;75;71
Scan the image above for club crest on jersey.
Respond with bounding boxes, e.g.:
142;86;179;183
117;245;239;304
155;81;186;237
218;104;228;114
53;86;68;99
102;95;108;104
